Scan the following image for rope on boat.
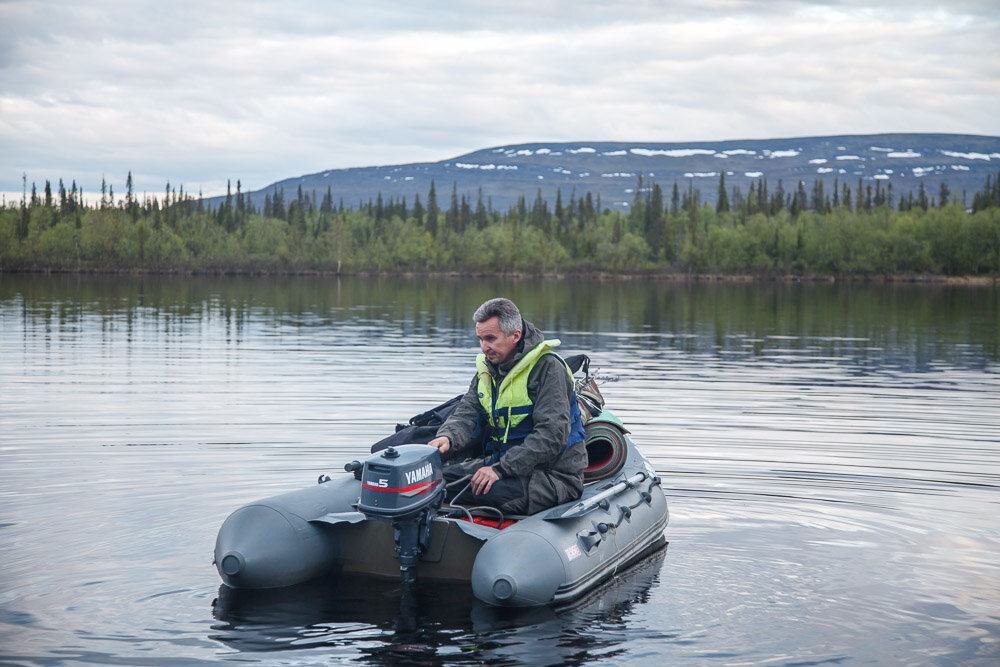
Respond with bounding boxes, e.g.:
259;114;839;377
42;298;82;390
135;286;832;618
443;474;509;527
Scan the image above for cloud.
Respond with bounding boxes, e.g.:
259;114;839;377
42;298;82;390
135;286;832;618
1;0;998;200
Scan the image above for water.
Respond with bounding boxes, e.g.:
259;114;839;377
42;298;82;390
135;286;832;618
1;274;998;665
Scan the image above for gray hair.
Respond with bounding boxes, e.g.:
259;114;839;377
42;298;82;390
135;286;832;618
474;298;522;335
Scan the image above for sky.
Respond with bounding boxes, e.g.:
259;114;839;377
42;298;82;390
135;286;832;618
2;0;999;203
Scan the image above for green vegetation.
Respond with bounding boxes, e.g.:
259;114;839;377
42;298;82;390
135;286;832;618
2;171;998;277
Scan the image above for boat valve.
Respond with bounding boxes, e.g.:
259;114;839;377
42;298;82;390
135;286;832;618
491;575;516;601
219;551;244;577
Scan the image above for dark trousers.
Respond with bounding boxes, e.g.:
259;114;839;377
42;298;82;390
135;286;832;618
442;463;527;513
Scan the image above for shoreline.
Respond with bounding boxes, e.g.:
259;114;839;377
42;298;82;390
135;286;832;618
2;267;996;285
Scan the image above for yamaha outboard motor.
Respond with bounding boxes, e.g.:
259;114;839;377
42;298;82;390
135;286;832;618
350;444;445;583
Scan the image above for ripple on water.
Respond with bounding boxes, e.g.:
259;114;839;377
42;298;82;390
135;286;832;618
2;277;999;665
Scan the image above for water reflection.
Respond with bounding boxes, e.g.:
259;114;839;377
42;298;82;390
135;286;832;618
4;274;997;367
210;549;666;665
2;274;998;665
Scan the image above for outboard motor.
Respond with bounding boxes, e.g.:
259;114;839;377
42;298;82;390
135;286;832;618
349;444;445;583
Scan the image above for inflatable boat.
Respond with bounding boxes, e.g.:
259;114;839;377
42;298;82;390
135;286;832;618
214;383;668;607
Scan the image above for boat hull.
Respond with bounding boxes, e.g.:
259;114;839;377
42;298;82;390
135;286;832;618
214;432;668;606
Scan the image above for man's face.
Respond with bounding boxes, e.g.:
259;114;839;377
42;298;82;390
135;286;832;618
476;316;521;365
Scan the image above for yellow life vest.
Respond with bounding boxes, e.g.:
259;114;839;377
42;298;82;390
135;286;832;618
476;339;582;463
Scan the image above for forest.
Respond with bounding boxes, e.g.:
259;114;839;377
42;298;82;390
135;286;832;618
2;170;999;277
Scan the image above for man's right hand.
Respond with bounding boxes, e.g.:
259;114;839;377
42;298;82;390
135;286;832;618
428;436;450;455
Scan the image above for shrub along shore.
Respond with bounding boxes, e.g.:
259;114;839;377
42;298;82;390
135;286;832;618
2;172;998;280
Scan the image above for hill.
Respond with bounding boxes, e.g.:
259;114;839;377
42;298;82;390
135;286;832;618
224;133;1000;212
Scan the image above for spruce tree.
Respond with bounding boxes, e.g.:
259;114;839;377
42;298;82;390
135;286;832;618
811;178;825;212
475;188;487;230
426;180;439;236
412;193;424;226
716;173;729;213
646;182;665;256
446;182;459;233
629;174;645;233
126;171;138;221
459;193;472;233
917;182;929;211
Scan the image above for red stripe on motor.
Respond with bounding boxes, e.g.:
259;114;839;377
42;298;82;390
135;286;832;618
362;479;438;494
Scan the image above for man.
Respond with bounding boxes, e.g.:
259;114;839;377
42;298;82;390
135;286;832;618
428;297;587;515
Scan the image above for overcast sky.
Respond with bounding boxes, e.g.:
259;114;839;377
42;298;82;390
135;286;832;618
2;0;998;202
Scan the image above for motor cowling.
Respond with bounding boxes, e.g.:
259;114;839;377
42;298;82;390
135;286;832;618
353;444;445;582
356;444;445;517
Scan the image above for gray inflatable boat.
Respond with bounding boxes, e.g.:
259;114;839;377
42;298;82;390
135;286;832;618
214;410;668;607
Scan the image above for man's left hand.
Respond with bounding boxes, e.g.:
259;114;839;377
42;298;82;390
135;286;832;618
471;465;500;495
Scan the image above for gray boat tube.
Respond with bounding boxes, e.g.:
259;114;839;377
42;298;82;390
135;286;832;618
215;477;363;588
470;435;668;606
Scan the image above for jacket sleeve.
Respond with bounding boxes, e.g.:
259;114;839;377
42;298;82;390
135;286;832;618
495;354;573;480
435;375;485;458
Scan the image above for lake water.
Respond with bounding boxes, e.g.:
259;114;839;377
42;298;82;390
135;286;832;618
1;274;998;665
